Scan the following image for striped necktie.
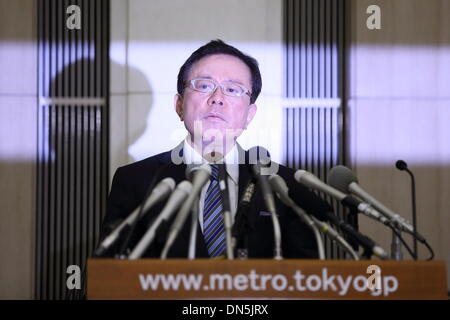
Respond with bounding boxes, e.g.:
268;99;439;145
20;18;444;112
203;164;226;258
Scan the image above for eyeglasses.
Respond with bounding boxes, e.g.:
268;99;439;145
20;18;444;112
185;78;252;98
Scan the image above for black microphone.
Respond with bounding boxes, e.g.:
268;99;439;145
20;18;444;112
321;207;387;260
293;170;388;259
284;187;387;259
248;146;282;259
395;159;418;260
231;178;256;257
217;164;232;213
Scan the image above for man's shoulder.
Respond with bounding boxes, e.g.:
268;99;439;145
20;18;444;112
275;162;296;175
263;160;296;181
115;150;173;175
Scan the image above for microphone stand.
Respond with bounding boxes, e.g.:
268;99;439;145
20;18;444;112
390;231;403;260
346;206;372;259
405;167;418;259
188;196;199;259
223;208;234;259
289;205;326;260
217;164;234;260
396;160;418;260
231;180;255;259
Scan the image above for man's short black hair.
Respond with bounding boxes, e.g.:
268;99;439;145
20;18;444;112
177;39;262;104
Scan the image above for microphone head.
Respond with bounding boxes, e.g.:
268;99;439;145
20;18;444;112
294;170;326;191
158;177;176;191
294;169;313;184
176;180;193;194
268;174;288;195
185;163;211;180
327;165;358;193
395;160;408;171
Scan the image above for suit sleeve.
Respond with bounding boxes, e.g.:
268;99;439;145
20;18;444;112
99;167;137;240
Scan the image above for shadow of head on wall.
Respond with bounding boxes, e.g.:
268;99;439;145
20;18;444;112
47;57;154;164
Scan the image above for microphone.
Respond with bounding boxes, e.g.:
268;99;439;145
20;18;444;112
323;209;388;260
160;164;211;259
249;146;282;260
272;174;385;260
231;178;256;258
293;170;388;259
128;180;193;259
295;169;390;226
268;175;326;259
327;165;425;242
395;160;418;259
216;164;234;259
94;177;176;257
395;160;407;171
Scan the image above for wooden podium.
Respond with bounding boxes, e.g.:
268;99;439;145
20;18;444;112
87;259;448;300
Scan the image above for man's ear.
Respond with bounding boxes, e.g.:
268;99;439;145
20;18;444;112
174;93;184;121
244;103;257;128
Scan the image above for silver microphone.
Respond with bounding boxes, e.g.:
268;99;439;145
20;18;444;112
295;170;390;225
95;177;175;256
160;164;211;259
269;174;360;260
294;170;389;260
129;180;192;259
328;165;425;242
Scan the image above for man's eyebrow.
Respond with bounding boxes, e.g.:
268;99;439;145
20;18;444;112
197;75;246;85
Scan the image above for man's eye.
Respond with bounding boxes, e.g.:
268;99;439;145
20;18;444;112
197;82;214;90
227;86;242;94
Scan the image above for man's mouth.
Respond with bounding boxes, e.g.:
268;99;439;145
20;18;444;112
203;113;227;122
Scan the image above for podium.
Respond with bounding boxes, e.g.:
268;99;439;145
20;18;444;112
87;259;448;300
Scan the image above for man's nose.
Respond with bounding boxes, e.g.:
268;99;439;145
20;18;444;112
208;86;224;106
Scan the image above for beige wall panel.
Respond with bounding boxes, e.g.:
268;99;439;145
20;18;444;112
349;0;450;98
128;0;270;42
0;96;36;299
0;0;37;95
110;0;284;166
0;0;37;299
110;0;128;95
349;0;450;288
350;98;450;283
109;95;129;186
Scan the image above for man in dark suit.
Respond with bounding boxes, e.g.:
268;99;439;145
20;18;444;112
99;40;331;259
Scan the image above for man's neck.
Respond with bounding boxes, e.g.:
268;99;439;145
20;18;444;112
186;135;236;162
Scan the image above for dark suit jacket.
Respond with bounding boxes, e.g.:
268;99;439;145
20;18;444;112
99;146;332;259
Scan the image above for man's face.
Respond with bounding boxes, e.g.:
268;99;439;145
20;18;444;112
175;54;257;149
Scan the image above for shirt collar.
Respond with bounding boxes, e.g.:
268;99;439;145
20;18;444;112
182;137;239;185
